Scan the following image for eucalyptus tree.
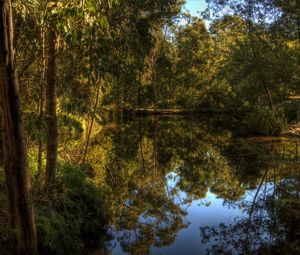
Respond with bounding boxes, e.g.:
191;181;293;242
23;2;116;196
271;0;300;95
44;0;58;193
0;0;37;254
100;0;183;109
175;17;214;108
37;0;121;190
197;15;246;112
206;0;299;117
142;29;176;108
11;0;184;181
273;0;300;48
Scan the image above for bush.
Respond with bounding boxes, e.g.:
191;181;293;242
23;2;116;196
244;109;285;136
284;100;300;123
36;164;112;255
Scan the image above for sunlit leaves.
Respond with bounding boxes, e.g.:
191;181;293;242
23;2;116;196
174;18;214;108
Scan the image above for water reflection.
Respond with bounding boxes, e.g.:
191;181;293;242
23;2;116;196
88;116;300;255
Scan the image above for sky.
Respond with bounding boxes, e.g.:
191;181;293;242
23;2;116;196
182;0;207;17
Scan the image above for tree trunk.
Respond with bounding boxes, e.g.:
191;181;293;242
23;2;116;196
297;14;300;65
82;83;101;164
37;28;46;184
262;80;274;114
151;59;157;109
45;25;58;194
296;0;300;53
138;72;141;107
0;1;37;254
298;16;300;49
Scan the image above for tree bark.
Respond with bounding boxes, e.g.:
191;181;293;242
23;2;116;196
151;56;157;109
82;83;101;164
0;1;37;254
262;80;274;114
37;27;46;184
45;25;58;194
138;72;141;107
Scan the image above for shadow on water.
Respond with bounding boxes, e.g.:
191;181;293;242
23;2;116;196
88;116;300;255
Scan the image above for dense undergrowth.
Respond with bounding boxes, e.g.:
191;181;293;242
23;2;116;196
0;164;112;255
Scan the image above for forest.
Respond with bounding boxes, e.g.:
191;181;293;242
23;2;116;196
0;0;299;254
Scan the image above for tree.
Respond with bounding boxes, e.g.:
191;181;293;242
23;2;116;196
45;0;58;193
175;18;214;108
0;1;37;254
142;29;176;108
206;0;299;123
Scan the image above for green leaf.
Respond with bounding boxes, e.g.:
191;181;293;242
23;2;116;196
96;16;109;28
86;0;96;12
47;1;57;8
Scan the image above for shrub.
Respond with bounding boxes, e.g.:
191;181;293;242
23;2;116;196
36;164;112;255
244;109;285;136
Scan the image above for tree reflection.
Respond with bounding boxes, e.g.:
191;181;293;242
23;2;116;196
86;117;300;254
101;117;238;254
200;140;300;255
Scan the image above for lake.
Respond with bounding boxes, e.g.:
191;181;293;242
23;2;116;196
91;116;300;255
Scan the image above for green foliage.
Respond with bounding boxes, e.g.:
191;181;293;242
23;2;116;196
59;114;85;141
204;0;300;133
243;109;286;136
284;100;300;123
35;164;112;255
23;111;45;143
174;18;214;108
4;0;300;252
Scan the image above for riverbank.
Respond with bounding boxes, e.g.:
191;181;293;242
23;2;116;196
133;107;228;116
134;108;197;115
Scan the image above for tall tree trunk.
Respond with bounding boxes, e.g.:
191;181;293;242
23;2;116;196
138;120;145;171
45;25;58;194
296;0;300;53
262;80;274;114
138;72;141;107
37;27;46;184
82;83;101;164
0;1;37;254
151;59;157;110
298;16;300;50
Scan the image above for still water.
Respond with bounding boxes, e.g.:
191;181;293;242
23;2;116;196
94;116;300;255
